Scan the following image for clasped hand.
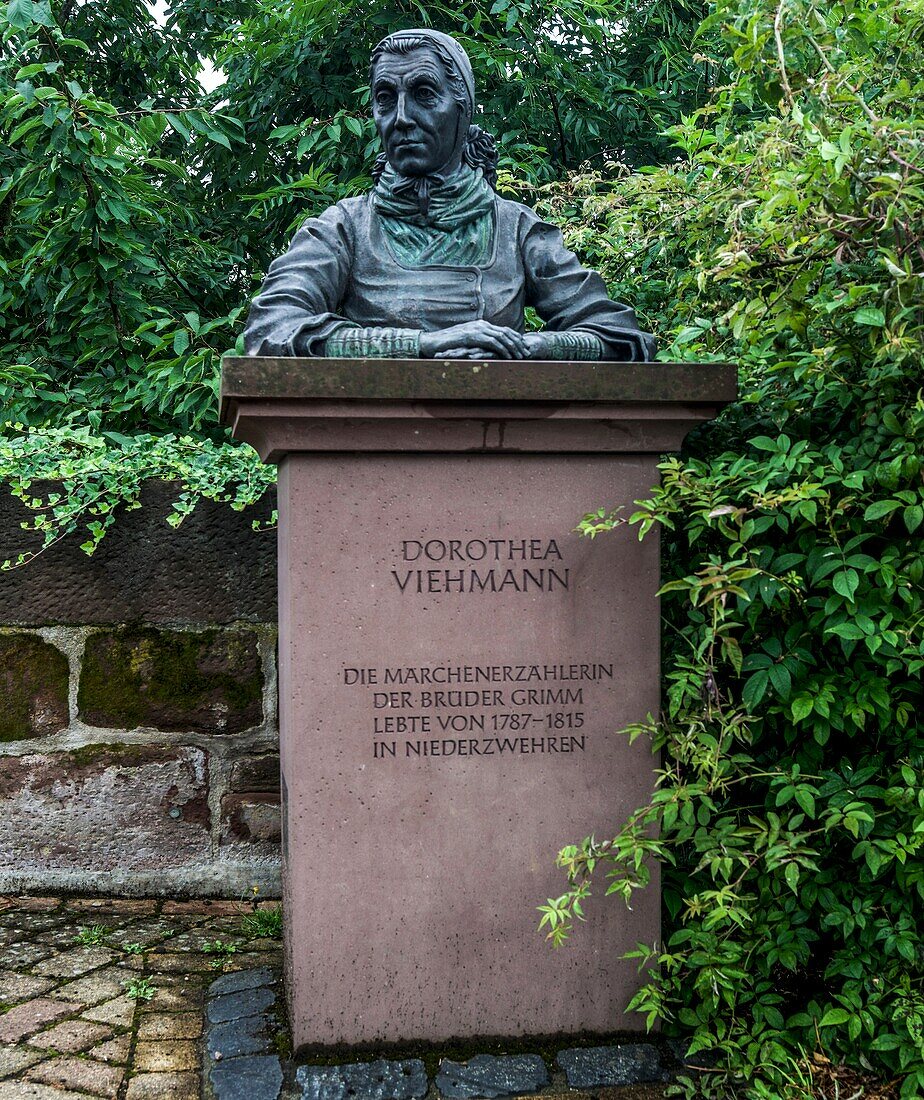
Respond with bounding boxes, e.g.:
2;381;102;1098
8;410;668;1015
419;321;545;360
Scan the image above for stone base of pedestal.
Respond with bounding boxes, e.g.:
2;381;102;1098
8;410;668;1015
221;358;735;1051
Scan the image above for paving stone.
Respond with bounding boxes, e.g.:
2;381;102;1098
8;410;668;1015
297;1059;428;1100
148;952;213;973
88;1033;132;1064
13;898;61;912
81;993;136;1026
0;914;67;933
534;1093;594;1100
162;899;242;916
238;937;279;953
0;997;73;1043
0;943;54;968
159;929;244;952
209;966;275;997
33;927;96;949
0;971;55;1003
212;1054;283;1100
126;1072;200;1100
110;899;160;914
436;1055;549;1098
113;919;181;947
140;980;204;1012
0;1083;89;1100
67;898;157;915
137;1010;203;1040
33;945;114;978
67;898;114;912
125;1072;200;1100
26;1055;124;1098
54;965;127;1005
207;984;275;1024
27;1016;112;1052
134;1039;200;1072
221;951;279;971
596;1087;669;1099
0;1047;44;1080
556;1045;667;1088
207;1012;272;1059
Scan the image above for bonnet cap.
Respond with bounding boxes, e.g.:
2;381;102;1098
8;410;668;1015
373;28;475;113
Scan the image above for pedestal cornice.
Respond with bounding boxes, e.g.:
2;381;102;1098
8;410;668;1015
220;357;737;461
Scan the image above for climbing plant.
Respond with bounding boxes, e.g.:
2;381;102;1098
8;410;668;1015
537;0;924;1095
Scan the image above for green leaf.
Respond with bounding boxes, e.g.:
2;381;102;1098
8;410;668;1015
832;569;859;600
828;623;865;640
794;789;815;817
742;669;769;709
768;663;791;698
791;695;813;722
853;307;885;327
6;0;35;29
819;1008;852;1027
864;500;899;521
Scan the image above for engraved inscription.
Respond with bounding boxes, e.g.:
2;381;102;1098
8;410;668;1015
392;537;569;594
343;663;613;762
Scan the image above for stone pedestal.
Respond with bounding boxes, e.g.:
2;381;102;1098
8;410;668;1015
221;357;735;1052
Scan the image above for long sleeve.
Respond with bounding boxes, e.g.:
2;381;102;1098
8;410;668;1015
522;217;656;362
243;204;355;356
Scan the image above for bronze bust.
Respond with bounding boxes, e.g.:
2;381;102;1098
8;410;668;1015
244;29;654;362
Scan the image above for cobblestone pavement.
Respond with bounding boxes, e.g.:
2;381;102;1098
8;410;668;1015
0;897;672;1100
0;895;283;1100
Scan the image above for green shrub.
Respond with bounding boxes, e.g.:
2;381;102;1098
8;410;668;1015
540;0;923;1094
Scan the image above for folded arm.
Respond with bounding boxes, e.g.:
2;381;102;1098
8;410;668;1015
522;217;656;362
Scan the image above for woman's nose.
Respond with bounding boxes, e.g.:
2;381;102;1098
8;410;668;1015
394;92;412;129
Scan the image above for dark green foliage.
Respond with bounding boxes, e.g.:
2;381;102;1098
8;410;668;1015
0;0;710;561
538;0;924;1095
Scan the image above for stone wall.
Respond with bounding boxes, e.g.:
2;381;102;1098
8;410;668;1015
0;483;282;898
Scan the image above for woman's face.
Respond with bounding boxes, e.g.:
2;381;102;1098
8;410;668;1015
371;47;466;177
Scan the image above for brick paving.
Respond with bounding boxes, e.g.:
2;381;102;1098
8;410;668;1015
0;896;673;1100
0;895;283;1100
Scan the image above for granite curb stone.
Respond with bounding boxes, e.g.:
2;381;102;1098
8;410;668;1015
207;1013;273;1060
297;1058;428;1100
206;984;276;1024
556;1045;667;1088
210;1054;283;1100
436;1054;549;1098
205;967;282;1100
209;966;276;997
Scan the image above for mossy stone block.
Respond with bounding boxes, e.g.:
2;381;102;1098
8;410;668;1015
78;627;263;733
0;633;69;742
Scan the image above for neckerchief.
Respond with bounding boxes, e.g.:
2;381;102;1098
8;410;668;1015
372;164;495;267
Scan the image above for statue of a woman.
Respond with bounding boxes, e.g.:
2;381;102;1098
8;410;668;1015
244;29;654;362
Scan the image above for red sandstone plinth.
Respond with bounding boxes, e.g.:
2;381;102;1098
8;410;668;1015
221;358;735;1051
